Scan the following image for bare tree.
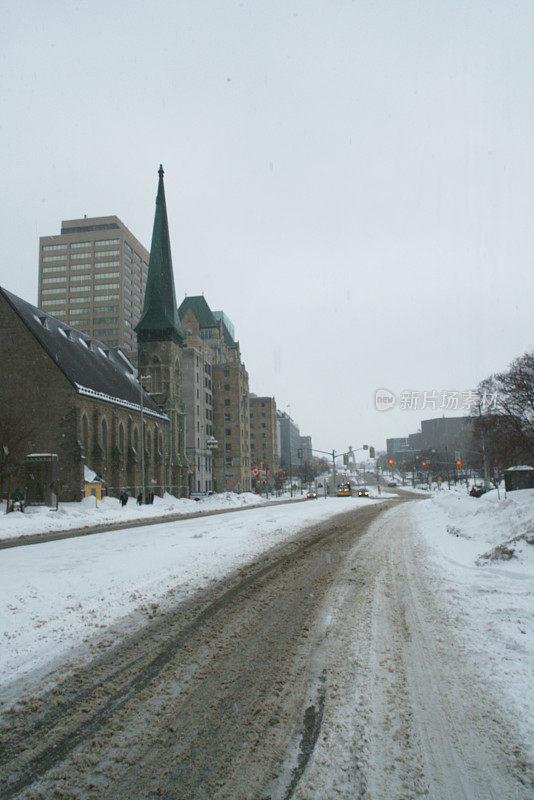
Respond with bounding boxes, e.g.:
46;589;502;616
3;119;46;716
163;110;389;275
473;350;534;468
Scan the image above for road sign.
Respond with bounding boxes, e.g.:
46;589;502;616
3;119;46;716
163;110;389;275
251;467;259;477
225;473;234;478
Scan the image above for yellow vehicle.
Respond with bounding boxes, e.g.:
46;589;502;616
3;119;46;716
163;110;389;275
336;482;351;497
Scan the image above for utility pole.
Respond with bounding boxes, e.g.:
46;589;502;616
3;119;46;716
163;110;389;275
332;449;336;494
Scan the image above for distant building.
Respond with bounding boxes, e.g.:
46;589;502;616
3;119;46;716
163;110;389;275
420;416;476;462
249;395;279;479
299;435;313;462
179;296;251;493
408;432;422;452
277;411;301;470
0;286;167;501
386;437;409;456
38;215;149;358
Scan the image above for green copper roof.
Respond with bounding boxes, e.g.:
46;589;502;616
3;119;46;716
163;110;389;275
178;295;218;329
135;165;184;340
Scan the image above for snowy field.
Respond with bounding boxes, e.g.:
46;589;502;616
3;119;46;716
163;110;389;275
0;494;384;701
0;490;302;541
412;487;534;755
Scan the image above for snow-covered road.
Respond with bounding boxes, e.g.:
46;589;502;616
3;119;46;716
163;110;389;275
1;490;532;799
287;501;533;799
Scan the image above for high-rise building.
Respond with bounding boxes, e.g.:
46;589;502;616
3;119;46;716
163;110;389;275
38;215;149;356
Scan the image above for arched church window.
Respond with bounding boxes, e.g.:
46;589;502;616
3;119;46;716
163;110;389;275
101;419;108;459
151;357;162;392
81;415;89;451
118;423;124;453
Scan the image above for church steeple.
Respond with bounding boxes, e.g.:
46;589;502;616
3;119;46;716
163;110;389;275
135;165;184;342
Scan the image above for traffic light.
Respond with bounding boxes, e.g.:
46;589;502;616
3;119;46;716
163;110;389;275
422;461;427;468
388;459;393;467
369;446;375;458
456;459;462;471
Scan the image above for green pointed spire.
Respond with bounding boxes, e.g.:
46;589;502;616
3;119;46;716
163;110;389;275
135;165;184;342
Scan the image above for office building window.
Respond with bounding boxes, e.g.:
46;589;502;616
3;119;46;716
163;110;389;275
71;242;91;249
42;266;67;274
42;244;67;252
42;277;67;285
94;261;120;269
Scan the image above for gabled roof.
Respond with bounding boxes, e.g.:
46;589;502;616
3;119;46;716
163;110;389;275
1;287;166;419
178;295;218;329
135;165;184;342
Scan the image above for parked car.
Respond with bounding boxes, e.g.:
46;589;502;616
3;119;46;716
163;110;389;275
387;481;397;487
469;485;489;498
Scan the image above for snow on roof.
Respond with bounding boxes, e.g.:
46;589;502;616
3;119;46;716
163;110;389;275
75;385;168;420
1;286;165;418
84;465;102;483
505;465;534;472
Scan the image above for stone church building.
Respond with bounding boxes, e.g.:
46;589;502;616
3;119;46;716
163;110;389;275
0;165;191;502
0;286;168;501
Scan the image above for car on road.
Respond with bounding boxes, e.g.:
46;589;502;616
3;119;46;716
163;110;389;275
357;487;370;497
306;490;318;499
336;483;351;497
387;481;398;487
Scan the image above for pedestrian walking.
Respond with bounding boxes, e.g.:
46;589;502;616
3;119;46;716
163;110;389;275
119;490;128;507
137;492;142;506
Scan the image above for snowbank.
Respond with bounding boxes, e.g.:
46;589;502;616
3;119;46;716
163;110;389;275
412;488;534;754
0;490;300;541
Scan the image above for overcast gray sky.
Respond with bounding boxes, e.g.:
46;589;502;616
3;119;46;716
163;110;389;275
1;0;533;454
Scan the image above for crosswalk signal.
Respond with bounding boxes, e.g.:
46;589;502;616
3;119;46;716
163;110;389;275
388;459;393;467
456;459;462;471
